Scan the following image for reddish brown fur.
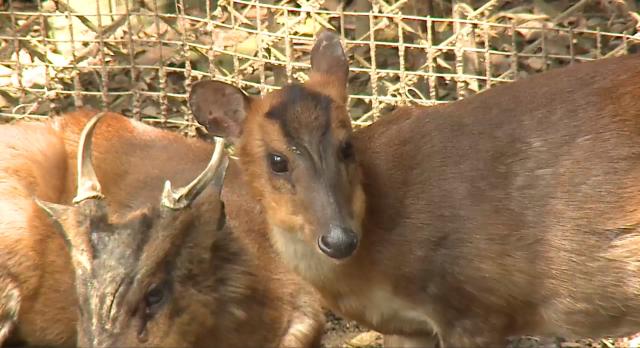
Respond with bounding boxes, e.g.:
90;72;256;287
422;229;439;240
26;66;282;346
0;110;323;347
193;29;640;347
326;53;640;346
0;121;75;346
343;53;640;346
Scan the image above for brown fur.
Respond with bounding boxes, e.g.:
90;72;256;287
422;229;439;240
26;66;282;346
345;53;640;346
189;32;364;263
192;28;640;348
0;110;323;347
0;121;76;346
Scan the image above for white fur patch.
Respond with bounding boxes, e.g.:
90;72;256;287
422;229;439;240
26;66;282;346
269;226;335;284
280;315;320;348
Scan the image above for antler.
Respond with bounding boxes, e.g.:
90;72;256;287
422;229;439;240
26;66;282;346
73;112;106;204
161;137;228;210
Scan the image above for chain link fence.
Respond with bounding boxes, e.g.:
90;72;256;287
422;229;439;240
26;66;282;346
0;0;638;134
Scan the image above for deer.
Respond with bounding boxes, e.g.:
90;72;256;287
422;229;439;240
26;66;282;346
0;109;324;347
188;28;640;348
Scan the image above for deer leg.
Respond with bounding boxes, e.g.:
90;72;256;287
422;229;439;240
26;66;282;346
279;312;324;348
279;291;325;348
384;334;440;348
0;272;20;345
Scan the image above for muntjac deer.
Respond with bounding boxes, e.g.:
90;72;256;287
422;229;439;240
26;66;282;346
189;29;640;347
0;110;323;347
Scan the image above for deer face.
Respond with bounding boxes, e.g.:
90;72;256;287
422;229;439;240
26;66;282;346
189;30;365;266
37;114;242;347
38;196;243;348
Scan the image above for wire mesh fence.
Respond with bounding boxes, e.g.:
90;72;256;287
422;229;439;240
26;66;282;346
1;2;639;346
0;0;638;133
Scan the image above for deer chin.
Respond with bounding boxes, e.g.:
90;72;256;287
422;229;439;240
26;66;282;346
269;225;340;284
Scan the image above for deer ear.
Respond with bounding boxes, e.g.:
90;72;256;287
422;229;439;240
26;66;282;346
35;198;73;227
35;198;104;268
310;29;348;88
34;198;84;253
189;80;252;144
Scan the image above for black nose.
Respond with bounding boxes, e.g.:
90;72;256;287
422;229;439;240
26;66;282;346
317;225;358;259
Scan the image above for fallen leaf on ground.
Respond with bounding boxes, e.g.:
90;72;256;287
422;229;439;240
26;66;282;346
344;331;382;348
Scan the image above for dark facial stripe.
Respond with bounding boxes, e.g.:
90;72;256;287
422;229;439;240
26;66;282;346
265;84;333;149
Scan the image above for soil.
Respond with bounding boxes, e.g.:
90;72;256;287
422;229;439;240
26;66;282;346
320;311;382;348
320;310;639;348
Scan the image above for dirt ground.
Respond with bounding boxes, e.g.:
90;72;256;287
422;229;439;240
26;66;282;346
320;311;639;348
320;311;382;348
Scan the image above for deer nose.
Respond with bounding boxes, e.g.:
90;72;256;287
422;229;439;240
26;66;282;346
317;225;358;259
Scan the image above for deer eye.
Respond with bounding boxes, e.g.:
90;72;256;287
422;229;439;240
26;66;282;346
268;153;289;174
144;283;166;316
340;141;354;161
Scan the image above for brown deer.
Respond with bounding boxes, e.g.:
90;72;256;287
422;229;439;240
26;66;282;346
189;28;640;347
0;110;323;347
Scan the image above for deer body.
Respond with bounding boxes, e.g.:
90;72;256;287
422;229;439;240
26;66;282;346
0;110;323;347
315;52;640;345
0;122;76;346
344;53;640;344
191;28;640;347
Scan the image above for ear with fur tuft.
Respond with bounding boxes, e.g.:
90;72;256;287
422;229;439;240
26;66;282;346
189;80;251;144
310;29;349;88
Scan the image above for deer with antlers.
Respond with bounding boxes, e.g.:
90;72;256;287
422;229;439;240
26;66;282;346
189;29;640;347
0;110;323;347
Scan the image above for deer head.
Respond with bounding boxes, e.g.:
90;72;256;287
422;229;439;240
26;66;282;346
35;113;249;347
189;30;365;269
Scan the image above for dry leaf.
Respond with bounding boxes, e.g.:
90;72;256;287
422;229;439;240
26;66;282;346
526;57;546;70
235;36;258;57
344;331;382;348
293;17;322;36
516;20;548;40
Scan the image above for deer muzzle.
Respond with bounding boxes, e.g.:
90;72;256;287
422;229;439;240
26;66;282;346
317;224;358;259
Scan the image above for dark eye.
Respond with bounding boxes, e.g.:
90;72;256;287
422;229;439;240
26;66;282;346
144;284;165;314
340;141;354;161
268;153;289;173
